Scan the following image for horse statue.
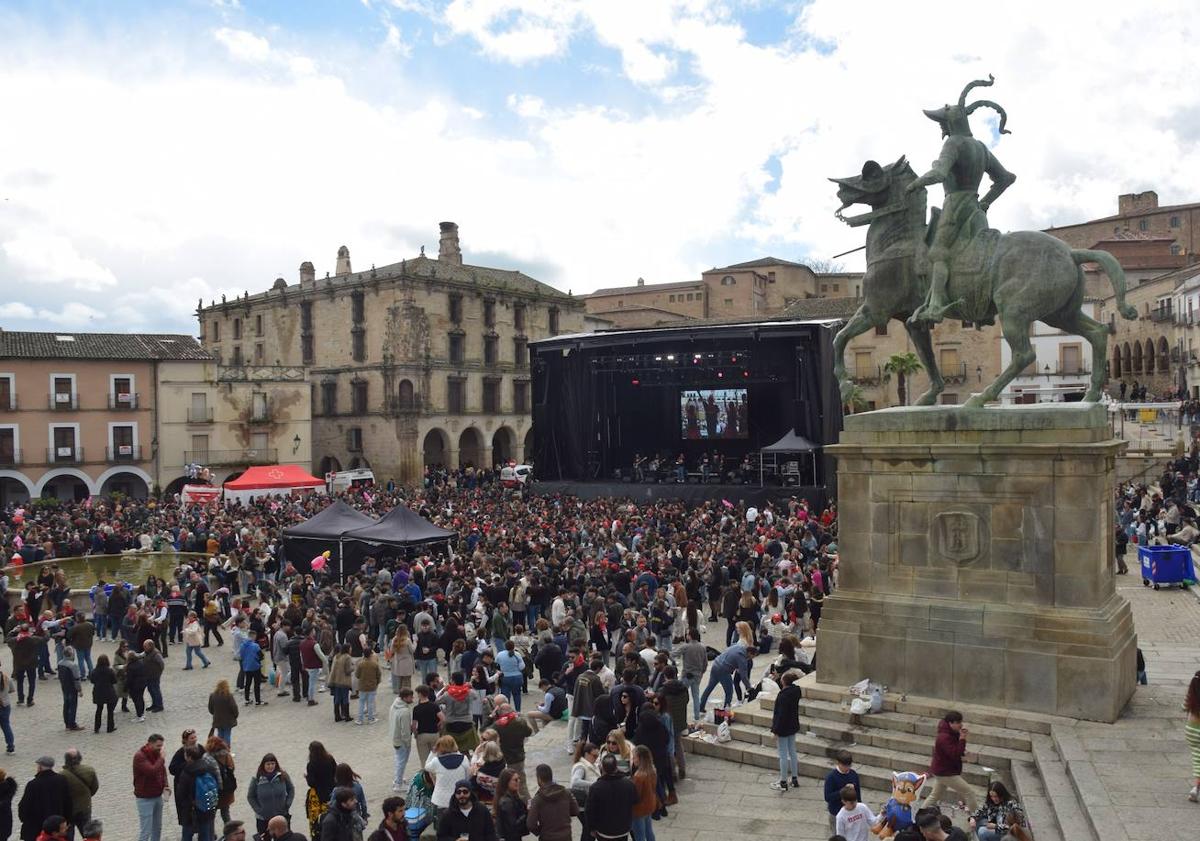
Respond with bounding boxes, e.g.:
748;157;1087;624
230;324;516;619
829;156;1138;407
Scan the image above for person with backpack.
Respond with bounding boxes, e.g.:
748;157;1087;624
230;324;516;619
175;744;220;841
206;736;236;825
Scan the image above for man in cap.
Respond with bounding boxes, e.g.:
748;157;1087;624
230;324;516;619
18;757;70;841
435;780;496;841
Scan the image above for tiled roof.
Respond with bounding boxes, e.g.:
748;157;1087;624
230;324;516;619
589;279;703;296
0;331;211;360
781;297;862;319
1045;200;1200;230
713;256;811;270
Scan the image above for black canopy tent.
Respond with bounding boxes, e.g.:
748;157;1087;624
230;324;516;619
281;500;377;577
759;429;819;486
343;504;454;548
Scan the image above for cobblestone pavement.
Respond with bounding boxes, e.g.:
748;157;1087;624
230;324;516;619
0;619;854;841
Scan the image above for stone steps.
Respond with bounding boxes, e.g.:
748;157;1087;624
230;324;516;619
740;700;1033;766
1030;739;1101;841
1011;759;1064;841
758;693;1036;752
697;720;1005;788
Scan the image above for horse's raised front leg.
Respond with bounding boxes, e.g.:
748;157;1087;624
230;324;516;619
832;305;877;403
904;321;943;406
966;314;1034;408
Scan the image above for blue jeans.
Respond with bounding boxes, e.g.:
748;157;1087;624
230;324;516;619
182;818;215;841
136;796;164;841
63;687;78;727
148;679;164;710
186;646;210;668
307;667;322;701
527;604;541;627
500;675;524;711
358;690;377;722
414;658;438;682
216;726;232;747
78;648;94;680
631;814;656;841
93;614;108;639
697;666;734;711
0;704;13;750
776;735;798;780
683;675;702;719
394;744;411;788
976;828;1002;841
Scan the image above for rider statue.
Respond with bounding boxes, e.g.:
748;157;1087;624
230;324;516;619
906;75;1017;326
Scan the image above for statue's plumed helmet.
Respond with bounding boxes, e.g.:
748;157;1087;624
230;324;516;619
923;74;1010;137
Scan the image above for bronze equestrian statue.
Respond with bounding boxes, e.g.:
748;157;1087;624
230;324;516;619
830;76;1138;408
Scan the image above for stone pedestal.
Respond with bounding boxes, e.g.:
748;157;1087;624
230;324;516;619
816;403;1136;723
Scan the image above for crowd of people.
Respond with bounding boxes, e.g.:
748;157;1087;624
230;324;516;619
0;479;849;841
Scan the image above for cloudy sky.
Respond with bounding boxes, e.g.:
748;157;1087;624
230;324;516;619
0;0;1196;335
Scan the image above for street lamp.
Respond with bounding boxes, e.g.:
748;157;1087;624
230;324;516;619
976;365;982;383
292;434;301;455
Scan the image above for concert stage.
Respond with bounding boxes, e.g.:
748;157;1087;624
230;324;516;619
529;317;844;496
531;480;825;508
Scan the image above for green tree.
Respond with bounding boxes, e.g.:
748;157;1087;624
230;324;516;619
883;351;923;406
842;383;869;414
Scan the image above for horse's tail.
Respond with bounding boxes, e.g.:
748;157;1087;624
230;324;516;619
1073;249;1137;320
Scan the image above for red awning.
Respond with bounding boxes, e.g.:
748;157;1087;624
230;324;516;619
223;465;324;491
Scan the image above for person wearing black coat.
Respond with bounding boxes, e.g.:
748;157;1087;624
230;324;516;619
17;760;70;841
533;642;562;682
583;756;634;841
0;769;15;841
494;770;527;841
634;703;672;814
88;656;118;733
436;782;496;841
769;672;803;791
174;746;217;840
587;691;619;746
124;653;148;719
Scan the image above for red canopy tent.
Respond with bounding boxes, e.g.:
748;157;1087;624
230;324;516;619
223;465;325;504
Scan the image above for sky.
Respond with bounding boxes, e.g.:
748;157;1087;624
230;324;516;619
0;0;1197;335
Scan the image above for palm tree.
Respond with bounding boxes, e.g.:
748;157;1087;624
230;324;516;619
842;383;869;414
883;351;924;406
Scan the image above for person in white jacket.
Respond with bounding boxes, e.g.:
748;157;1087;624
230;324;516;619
388;687;414;792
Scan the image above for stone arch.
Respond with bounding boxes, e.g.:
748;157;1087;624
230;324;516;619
423;428;449;468
1111;345;1122;379
1144;338;1155;374
458;426;484;469
1122;342;1131;374
35;468;96;499
97;467;152;499
1159;336;1170;370
349;456;371;470
1132;341;1143;373
0;471;35;506
397;379;416;410
523;428;534;464
492;426;516;466
163;476;191;497
319;455;342;476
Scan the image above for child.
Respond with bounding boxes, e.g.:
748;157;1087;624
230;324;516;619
824;750;861;833
835;783;878;841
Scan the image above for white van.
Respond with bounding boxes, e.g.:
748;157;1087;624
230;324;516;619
326;468;376;493
500;464;533;488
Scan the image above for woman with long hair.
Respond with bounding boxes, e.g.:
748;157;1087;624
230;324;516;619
387;625;415;694
494;767;528;841
113;639;130;713
630;745;658;841
247;753;294;836
88;654;118;734
330;762;368;822
968;780;1026;841
205;734;236;824
304;741;336;837
207;679;239;746
424;734;469;821
598;729;632;775
1186;670;1200;802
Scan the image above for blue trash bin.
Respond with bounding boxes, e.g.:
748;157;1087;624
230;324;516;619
1138;544;1194;590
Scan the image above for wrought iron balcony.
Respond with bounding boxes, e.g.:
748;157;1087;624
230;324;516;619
46;446;83;464
187;407;214;423
0;450;20;467
48;392;78;410
106;445;143;462
1149;306;1174;323
108;393;139;409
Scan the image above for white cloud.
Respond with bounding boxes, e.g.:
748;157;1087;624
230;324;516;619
0;1;1197;338
2;234;117;290
0;301;105;327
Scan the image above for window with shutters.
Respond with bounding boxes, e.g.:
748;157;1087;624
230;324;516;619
548;307;560;336
513;337;528;368
513;303;526;332
483;299;496;327
320;381;337;416
447;377;466;414
513;380;530;414
482;379;500;413
351;380;368;414
347;427;363;452
483;335;498;366
448;334;465;365
233;318;242;340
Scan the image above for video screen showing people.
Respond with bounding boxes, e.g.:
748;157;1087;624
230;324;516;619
681;388;748;439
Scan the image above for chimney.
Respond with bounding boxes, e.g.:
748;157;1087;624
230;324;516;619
299;261;315;285
1118;191;1159;216
637;277;645;286
438;222;462;266
335;245;352;276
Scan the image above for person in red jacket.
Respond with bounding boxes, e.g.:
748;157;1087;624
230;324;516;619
133;734;169;841
920;711;978;812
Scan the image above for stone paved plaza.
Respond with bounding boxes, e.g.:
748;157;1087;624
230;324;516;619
2;574;1197;841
